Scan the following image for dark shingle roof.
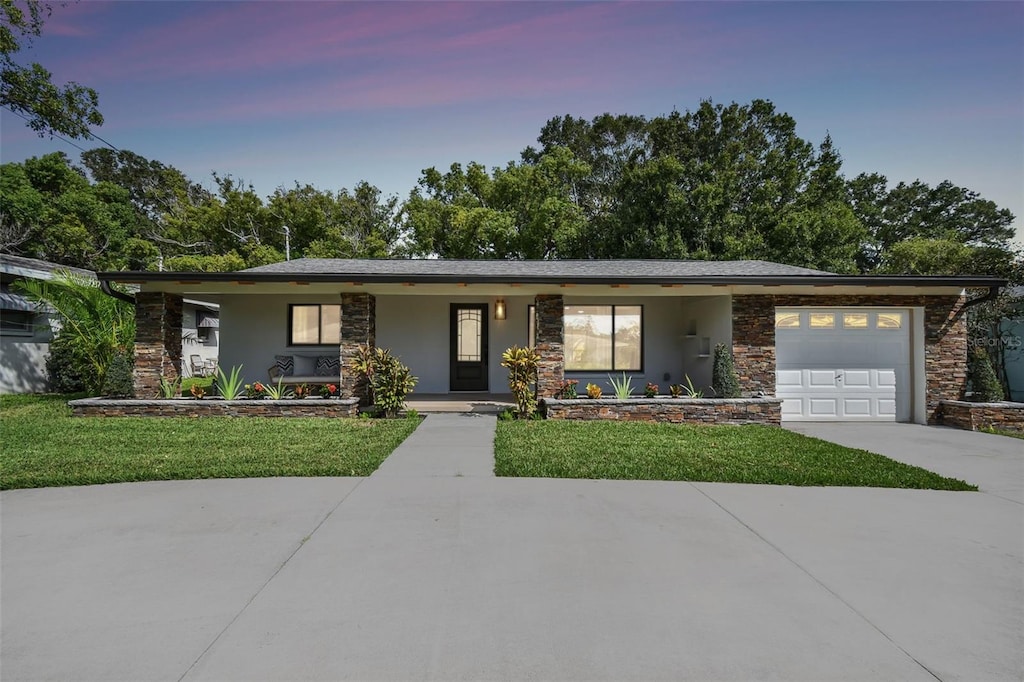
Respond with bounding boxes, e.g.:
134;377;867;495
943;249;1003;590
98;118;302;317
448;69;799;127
0;254;95;280
242;258;834;279
95;258;1006;288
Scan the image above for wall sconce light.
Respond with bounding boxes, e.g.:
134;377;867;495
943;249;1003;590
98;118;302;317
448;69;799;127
494;298;507;320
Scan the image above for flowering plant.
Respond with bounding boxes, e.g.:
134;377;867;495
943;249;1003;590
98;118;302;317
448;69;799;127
293;383;310;399
245;382;267;399
644;382;658;398
319;383;338;398
555;379;579;399
585;382;602;399
190;384;206;399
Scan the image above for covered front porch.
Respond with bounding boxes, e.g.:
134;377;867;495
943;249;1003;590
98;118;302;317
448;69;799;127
130;283;737;402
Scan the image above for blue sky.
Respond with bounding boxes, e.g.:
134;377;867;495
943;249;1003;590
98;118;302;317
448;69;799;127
2;1;1022;243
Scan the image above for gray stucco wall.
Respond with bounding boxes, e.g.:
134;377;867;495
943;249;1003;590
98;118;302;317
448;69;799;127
561;295;731;397
218;293;733;395
0;337;50;393
0;311;53;394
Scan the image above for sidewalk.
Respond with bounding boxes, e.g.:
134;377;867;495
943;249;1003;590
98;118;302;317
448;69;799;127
373;412;496;478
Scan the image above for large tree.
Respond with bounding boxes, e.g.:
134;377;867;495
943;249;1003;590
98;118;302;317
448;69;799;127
1;0;103;138
404;147;589;259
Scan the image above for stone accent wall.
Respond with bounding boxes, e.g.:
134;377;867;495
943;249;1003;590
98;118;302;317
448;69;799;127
535;294;564;398
939;400;1024;433
340;293;376;403
69;397;360;418
732;295;776;397
732;293;967;424
774;294;966;424
133;292;183;398
543;398;782;425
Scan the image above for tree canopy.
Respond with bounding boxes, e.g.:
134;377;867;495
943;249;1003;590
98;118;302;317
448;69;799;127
1;98;1017;284
1;0;103;139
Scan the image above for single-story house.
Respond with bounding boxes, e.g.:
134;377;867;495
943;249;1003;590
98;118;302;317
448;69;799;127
97;258;1005;424
0;254;219;393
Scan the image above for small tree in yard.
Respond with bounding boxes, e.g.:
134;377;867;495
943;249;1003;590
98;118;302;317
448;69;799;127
501;345;540;418
712;343;741;398
967;347;1004;402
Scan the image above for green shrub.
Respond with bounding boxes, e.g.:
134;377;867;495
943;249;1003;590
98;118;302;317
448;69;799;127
102;349;134;397
501;345;540;418
355;346;417;418
968;347;1004;402
46;333;95;394
712;343;741;398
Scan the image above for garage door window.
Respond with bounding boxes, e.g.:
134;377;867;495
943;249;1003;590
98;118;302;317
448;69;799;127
843;313;869;329
877;312;903;329
809;313;835;328
775;312;800;328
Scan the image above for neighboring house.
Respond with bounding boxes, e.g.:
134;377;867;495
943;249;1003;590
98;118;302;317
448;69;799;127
0;254;218;393
0;255;92;393
96;259;1004;423
182;299;220;378
998;287;1024;402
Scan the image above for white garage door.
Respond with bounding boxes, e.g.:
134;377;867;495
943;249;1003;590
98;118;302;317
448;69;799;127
775;309;911;422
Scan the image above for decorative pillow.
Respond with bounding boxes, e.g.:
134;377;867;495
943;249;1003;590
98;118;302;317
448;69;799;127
315;355;340;376
274;355;294;377
293;354;317;376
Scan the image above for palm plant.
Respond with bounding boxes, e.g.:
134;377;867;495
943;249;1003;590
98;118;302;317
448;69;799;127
15;271;135;396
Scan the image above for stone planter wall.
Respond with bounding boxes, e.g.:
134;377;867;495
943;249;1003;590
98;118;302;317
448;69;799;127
939;400;1024;433
542;397;782;425
69;397;360;418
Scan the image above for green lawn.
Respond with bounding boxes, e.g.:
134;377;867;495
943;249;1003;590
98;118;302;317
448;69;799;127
495;420;975;490
0;394;420;490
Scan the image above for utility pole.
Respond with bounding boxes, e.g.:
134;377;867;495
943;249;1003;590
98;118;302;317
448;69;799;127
283;225;291;261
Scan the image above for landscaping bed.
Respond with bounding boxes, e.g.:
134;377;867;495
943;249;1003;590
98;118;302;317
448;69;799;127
68;396;360;418
494;420;975;490
1;394;420;490
939;400;1024;434
542;397;782;425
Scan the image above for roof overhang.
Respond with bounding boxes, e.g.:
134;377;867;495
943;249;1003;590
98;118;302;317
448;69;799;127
97;270;1006;299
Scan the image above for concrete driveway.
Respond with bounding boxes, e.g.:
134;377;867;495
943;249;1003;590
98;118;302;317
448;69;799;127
2;417;1022;681
788;422;1024;505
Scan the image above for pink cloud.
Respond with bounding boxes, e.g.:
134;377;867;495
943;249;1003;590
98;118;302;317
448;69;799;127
41;0;112;38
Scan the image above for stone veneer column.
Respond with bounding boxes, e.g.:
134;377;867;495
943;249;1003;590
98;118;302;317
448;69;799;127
535;294;564;397
340;293;376;404
924;294;967;423
133;292;183;398
731;294;775;397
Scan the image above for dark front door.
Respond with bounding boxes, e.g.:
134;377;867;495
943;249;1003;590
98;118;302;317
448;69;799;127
450;304;488;391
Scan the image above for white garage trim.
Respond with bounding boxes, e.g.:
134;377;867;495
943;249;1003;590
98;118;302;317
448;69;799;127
776;307;918;423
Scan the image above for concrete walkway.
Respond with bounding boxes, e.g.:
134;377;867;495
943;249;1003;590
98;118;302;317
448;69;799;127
374;413;496;477
2;423;1022;681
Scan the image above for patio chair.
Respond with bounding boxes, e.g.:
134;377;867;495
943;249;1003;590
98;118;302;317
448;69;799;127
190;354;206;377
203;358;218;376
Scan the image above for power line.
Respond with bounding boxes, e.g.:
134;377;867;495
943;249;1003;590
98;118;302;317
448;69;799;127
86;129;119;152
3;106;90;154
4;106;121;154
